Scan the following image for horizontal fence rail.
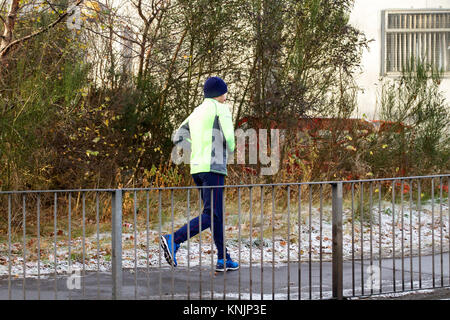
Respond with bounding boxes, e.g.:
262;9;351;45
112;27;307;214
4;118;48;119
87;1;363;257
0;174;449;300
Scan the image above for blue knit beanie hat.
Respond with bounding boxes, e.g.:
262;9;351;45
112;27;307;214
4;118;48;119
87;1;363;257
203;76;228;98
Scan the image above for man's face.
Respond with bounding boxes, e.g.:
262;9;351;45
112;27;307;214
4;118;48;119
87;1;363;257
214;93;227;103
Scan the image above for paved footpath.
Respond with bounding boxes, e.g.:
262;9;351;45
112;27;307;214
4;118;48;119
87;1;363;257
0;253;448;300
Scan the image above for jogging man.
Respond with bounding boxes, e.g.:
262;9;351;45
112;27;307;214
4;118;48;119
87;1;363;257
160;76;239;272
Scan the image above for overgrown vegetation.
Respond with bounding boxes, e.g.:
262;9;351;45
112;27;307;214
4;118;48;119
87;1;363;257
0;0;448;196
375;60;450;176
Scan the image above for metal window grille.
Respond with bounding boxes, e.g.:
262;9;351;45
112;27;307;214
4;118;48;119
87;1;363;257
382;10;450;75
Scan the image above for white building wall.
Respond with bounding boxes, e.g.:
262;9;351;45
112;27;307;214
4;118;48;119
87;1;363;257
349;0;450;119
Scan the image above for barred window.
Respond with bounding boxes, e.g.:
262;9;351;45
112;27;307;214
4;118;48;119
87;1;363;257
381;10;450;75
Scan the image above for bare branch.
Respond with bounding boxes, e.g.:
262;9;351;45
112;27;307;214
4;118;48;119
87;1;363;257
83;25;141;56
0;0;84;60
44;0;64;19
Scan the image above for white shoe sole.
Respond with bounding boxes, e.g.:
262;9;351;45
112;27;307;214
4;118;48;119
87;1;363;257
160;235;176;267
216;265;239;272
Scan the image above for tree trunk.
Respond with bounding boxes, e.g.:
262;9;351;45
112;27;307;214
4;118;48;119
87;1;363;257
0;0;20;61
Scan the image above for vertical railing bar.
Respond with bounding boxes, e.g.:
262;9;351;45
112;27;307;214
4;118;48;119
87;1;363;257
319;184;323;299
369;182;374;295
171;189;175;300
448;177;450;287
238;187;242;301
146;191;150;300
260;186;264;300
23;194;26;300
111;189;123;300
96;192;100;299
331;182;343;300
158;190;162;300
287;185;291;300
431;178;435;288
198;188;202;300
249;186;253;301
298;185;302;301
223;186;227;300
439;177;443;287
351;183;355;296
378;182;382;294
37;193;41;300
7;194;11;300
133;191;138;299
418;179;422;289
271;186;275;301
409;179;414;290
54;192;58;300
68;192;72;300
82;192;86;298
209;187;214;300
210;187;214;300
308;184;312;300
187;189;191;300
360;182;364;296
401;180;405;292
392;180;396;292
238;187;242;300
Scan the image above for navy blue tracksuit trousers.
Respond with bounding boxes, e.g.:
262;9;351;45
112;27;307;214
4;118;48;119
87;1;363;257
173;172;230;260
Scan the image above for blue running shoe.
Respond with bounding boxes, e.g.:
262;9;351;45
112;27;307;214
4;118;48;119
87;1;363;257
216;258;239;272
160;234;180;267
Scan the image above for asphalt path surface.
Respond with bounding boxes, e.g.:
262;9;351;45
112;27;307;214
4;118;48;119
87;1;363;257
0;253;448;300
